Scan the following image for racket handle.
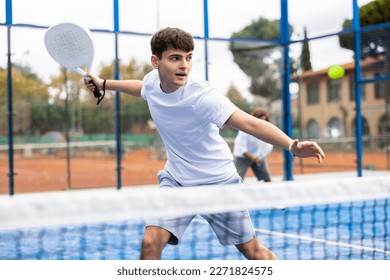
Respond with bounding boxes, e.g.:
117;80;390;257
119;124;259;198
88;79;102;98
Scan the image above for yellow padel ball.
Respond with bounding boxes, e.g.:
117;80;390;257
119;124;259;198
327;65;345;80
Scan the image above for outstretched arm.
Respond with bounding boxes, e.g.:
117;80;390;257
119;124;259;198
84;73;143;97
226;109;325;163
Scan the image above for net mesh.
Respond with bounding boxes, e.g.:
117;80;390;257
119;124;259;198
1;174;389;260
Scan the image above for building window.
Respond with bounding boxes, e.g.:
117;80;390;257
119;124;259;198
327;117;343;138
378;114;389;136
349;76;366;101
306;119;320;139
378;114;389;148
327;79;341;103
306;83;319;105
351;116;370;136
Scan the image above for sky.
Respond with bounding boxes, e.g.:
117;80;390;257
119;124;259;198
0;0;373;100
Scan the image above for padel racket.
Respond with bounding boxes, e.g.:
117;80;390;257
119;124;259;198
44;22;104;105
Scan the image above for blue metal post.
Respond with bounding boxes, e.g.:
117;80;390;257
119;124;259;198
352;0;363;176
6;0;14;195
203;0;209;80
280;0;294;180
6;0;12;23
114;0;122;189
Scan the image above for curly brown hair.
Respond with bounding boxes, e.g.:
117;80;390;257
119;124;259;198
150;27;194;59
251;108;269;122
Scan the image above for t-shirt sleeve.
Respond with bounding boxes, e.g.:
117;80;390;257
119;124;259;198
195;88;238;129
140;70;157;101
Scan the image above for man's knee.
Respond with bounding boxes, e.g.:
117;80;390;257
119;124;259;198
236;237;278;260
142;231;166;247
140;226;170;259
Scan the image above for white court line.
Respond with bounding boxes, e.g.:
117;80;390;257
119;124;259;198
255;228;390;255
193;218;389;255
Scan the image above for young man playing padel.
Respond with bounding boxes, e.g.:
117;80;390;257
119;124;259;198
84;27;325;260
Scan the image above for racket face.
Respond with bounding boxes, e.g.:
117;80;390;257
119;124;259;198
44;23;94;75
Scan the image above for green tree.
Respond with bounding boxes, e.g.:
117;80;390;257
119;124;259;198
30;102;66;134
339;0;390;59
0;66;51;136
0;67;50;100
48;68;86;134
300;27;312;72
225;84;251;113
229;17;293;101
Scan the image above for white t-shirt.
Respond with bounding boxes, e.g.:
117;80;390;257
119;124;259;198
233;130;273;159
141;70;238;186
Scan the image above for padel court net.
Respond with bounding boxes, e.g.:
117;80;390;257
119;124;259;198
0;174;389;260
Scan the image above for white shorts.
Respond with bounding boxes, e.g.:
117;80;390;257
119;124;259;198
146;170;256;246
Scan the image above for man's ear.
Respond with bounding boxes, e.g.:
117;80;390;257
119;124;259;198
151;55;159;69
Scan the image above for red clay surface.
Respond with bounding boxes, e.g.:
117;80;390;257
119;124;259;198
0;149;388;194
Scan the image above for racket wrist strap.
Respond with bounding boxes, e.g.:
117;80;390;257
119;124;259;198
102;79;107;92
96;79;106;105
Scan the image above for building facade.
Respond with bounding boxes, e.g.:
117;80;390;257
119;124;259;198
296;56;388;150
